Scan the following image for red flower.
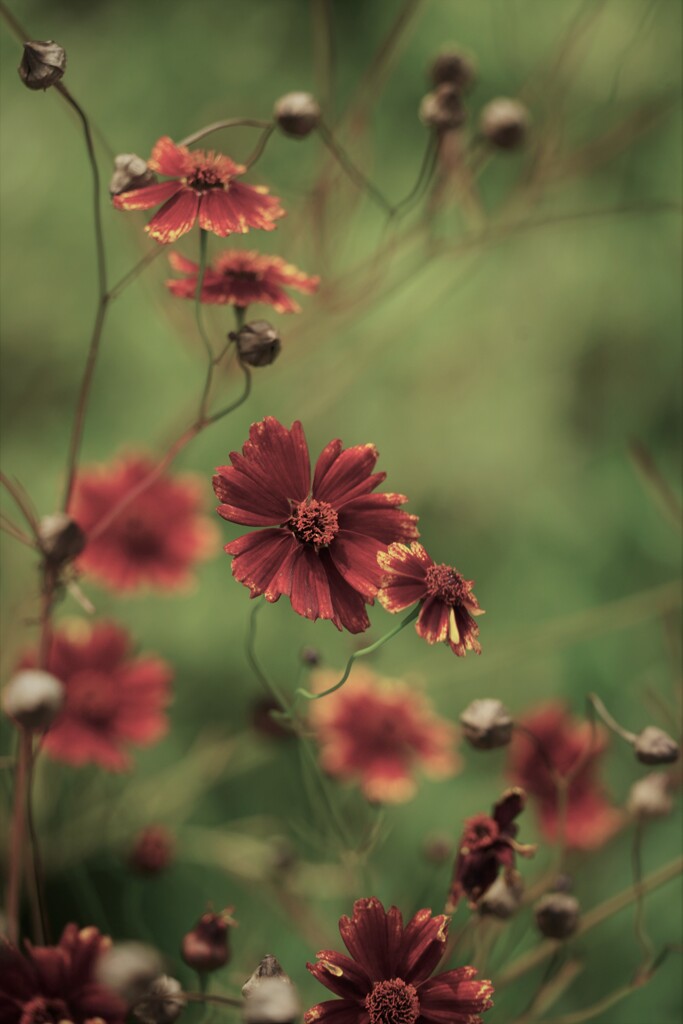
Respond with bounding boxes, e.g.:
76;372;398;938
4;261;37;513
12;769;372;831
213;418;419;633
112;136;285;244
166;249;319;313
19;620;171;771
0;924;127;1024
129;824;175;875
507;701;624;850
309;666;459;803
305;898;493;1024
447;789;535;911
71;454;217;593
378;542;484;656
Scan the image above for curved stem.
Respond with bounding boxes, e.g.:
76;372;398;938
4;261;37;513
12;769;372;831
588;692;637;744
317;120;394;215
204;363;252;425
180;118;272;147
245;124;276;168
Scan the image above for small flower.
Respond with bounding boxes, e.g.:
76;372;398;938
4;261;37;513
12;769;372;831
18;40;66;90
181;908;237;973
129;825;175;875
110;154;158;196
0;924;127;1024
274;92;321;138
633;726;679;765
378;542;483;656
166;249;319;313
231;320;281;368
479;98;530;150
2;669;65;731
507;701;623;850
213;418;418;633
18;620;172;771
428;49;477;92
460;699;513;750
305;897;494;1024
71;454;217;593
447;788;535;911
534;892;580;940
309;666;459;803
112;136;285;244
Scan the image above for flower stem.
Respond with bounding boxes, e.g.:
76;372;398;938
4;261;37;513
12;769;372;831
5;729;32;943
180;118;272;147
317;120;395;215
587;692;637;744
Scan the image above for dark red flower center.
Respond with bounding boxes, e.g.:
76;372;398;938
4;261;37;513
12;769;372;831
227;269;260;282
69;670;119;725
288;499;339;548
185;166;226;191
122;516;163;561
425;563;468;605
365;979;420;1024
462;813;499;852
21;996;70;1024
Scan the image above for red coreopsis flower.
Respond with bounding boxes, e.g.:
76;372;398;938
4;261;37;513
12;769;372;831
71;454;217;593
0;924;127;1024
112;136;285;244
305;897;494;1024
212;418;419;633
447;789;535;911
166;249;320;313
508;701;624;850
19;620;172;771
309;666;460;803
378;542;484;656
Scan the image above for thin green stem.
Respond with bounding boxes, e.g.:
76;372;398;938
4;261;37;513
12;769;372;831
632;820;656;964
180;118;272;147
204;363;252;425
317;120;394;215
245;124;276;168
245;603;288;710
588;692;637;744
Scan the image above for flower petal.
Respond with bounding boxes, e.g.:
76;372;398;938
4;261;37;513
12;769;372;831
225;529;296;598
148;135;191;176
396;909;448;985
304;999;365;1024
493;788;525;832
329;531;385;600
307;950;371;999
418;968;494;1023
112;180;181;211
313;442;384;506
338;897;400;980
145;189;200;243
339;493;419;544
319;552;372;634
199;189;248;236
416;596;450;644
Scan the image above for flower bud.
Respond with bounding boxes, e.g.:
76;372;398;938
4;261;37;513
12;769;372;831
300;646;321;667
460;699;513;750
230;321;281;368
478;874;523;920
181;908;236;973
2;670;65;731
429;49;476;92
633;726;679;765
534;892;580;940
129;825;175;875
242;957;300;1024
133;976;185;1024
627;772;673;818
96;942;165;1003
419;84;466;131
479;97;530;150
18;40;66;91
421;834;452;866
274;92;321;139
39;513;86;566
110;154;158;197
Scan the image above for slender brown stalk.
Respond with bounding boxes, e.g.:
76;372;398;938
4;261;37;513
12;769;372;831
588;693;637;744
0;473;41;539
5;729;32;943
180;118;271;147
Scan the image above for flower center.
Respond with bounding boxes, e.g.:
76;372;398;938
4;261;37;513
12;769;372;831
122;516;163;561
365;979;420;1024
69;670;119;725
227;270;260;283
425;563;468;604
185;166;226;191
462;813;499;851
288;499;339;548
21;996;70;1024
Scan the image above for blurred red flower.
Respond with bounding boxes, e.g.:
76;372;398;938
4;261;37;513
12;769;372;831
378;542;484;656
129;824;175;876
112;136;285;243
305;897;493;1024
309;666;459;803
213;417;418;633
0;924;127;1023
508;701;623;850
71;454;216;593
20;620;172;771
166;249;319;313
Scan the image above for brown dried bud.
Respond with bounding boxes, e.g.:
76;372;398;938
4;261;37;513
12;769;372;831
2;669;65;731
419;84;467;131
231;320;281;368
478;874;523;920
429;49;476;92
96;942;165;1003
421;834;452;866
129;825;175;875
274;92;321;139
633;726;679;765
181;908;236;973
479;97;530;150
534;892;580;940
242;957;300;1024
133;976;185;1024
39;513;86;566
242;954;289;997
110;154;158;197
300;646;321;666
460;699;513;750
627;772;674;818
18;40;66;91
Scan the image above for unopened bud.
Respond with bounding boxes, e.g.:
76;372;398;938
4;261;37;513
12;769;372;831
230;321;281;368
627;772;674;818
96;942;165;1003
39;513;86;565
18;40;66;91
534;892;580;940
129;825;175;875
181;908;236;973
242;954;289;996
242;958;300;1024
2;670;65;731
460;699;513;750
429;49;476;92
133;976;185;1024
110;154;158;196
633;726;679;766
421;834;452;866
478;874;523;920
479;97;530;150
274;92;321;139
300;646;321;667
419;84;466;131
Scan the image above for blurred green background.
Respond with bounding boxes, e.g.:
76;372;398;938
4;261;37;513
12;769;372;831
1;0;681;1021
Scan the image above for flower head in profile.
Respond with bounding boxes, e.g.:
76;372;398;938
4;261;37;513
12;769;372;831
309;666;459;803
112;136;285;244
447;788;535;911
213;418;419;633
166;249;319;313
71;454;217;593
305;897;493;1024
508;701;623;850
0;924;127;1024
378;542;484;656
19;620;171;771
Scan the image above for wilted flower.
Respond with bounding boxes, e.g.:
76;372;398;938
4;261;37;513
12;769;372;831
633;726;679;766
18;40;66;90
419;84;466;130
129;825;175;875
627;772;674;819
133;976;185;1024
460;699;513;750
181;908;236;973
231;320;281;368
478;874;524;920
274;92;321;138
479;98;530;150
429;48;476;92
2;669;65;731
534;892;580;940
110;154;158;196
39;513;86;566
166;249;319;312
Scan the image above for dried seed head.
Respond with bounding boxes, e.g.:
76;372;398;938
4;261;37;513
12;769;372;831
479;97;530;150
133;976;185;1024
18;40;66;91
627;772;674;818
419;83;467;131
634;726;679;765
242;954;289;997
96;942;165;1003
460;698;513;750
181;908;236;973
274;92;321;138
39;513;86;566
534;892;580;940
242;959;300;1024
478;874;523;920
110;154;158;196
429;48;477;92
421;834;452;865
129;825;175;875
2;669;65;731
231;321;281;368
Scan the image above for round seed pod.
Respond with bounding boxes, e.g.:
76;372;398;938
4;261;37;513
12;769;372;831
479;97;530;150
2;670;65;731
460;699;513;750
633;726;679;766
274;92;321;139
534;892;580;940
18;40;66;91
